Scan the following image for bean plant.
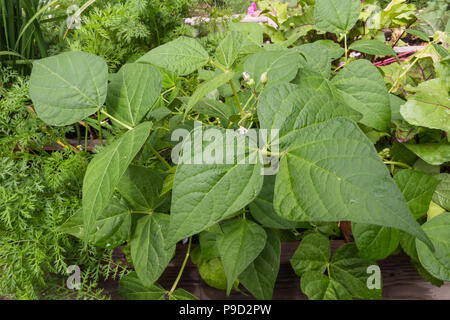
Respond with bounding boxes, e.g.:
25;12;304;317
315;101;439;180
28;0;449;300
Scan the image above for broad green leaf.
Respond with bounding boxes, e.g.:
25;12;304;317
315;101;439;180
185;71;235;114
315;40;345;60
29;51;108;126
58;198;131;249
389;94;406;121
198;258;236;290
273;117;432;248
215;31;244;69
291;233;330;277
249;175;308;229
169;289;199;300
130;213;176;287
106;63;161;127
229;22;263;54
218;219;267;294
168;126;264;246
405;142;450;165
433;173;450;211
329;243;381;299
118;272;166;300
199;231;221;262
332;59;391;132
400;79;450;132
349;40;396;56
394;169;439;219
244;50;301;89
239;229;281;300
314;0;361;34
294;42;331;78
138;37;209;76
301;271;352;300
416;212;450;281
353;223;400;260
117;165;167;211
83;122;152;238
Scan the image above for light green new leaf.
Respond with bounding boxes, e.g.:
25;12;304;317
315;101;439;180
249;175;308;229
58;198;131;249
332;59;391;132
29;51;108;126
433;173;450;211
117;165;167;211
416;212;450;281
394;169;439;219
83;122;152;237
168;126;264;246
301;271;352;300
106;63;162;127
118;272;166;300
244;50;301;89
349;40;396;56
130;213;176;287
138;37;209;75
239;229;281;300
273;118;432;248
215;31;244;69
291;233;330;277
186;71;235;114
405;142;450;166
353;223;400;260
314;0;361;34
218;219;267;294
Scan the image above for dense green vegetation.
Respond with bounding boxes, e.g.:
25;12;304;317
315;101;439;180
0;0;449;300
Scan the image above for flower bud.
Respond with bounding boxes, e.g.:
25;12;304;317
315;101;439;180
246;78;255;86
260;71;268;84
242;72;251;81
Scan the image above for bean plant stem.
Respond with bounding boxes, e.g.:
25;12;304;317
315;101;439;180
344;33;348;64
383;161;412;169
229;80;245;118
100;109;133;130
168;237;192;296
148;145;172;170
97;110;103;144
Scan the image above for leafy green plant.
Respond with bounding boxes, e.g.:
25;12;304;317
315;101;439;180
27;0;449;300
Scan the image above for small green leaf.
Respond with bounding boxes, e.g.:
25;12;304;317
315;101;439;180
118;272;166;300
349;40;396;56
83;122;152;237
314;0;361;34
394;169;440;219
405;142;450;166
406;29;430;42
294;42;331;78
229;22;263;54
433;173;450;211
198;258;238;291
291;233;330;277
169;289;199;300
218;219;267;295
106;63;161;127
301;271;352;300
117;165;167;211
315;40;345;60
30;51;108;126
138;37;209;75
215;31;244;69
130;213;175;287
416;212;450;281
239;229;281;300
353;223;400;260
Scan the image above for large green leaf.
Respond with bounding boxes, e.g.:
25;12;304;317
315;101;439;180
249;175;308;229
314;0;361;34
394;169;439;219
117;165;167;211
58;198;131;249
400;79;450;132
331;59;391;132
416;212;450;281
301;271;352;300
349;40;396;56
291;233;330;277
244;50;301;89
353;223;400;260
82;122;152;237
405;142;450;166
433;173;450;211
130;213;176;287
137;37;209;76
29;51;108;126
239;229;281;300
294;42;331;78
168;126;264;246
272;117;432;248
118;272;166;300
215;31;244;69
217;219;267;294
106;63;161;127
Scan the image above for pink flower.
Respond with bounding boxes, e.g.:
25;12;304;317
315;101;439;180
248;2;257;15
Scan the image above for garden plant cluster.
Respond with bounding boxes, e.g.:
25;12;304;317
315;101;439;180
0;0;449;300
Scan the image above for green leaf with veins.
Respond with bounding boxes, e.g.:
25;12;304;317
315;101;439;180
291;233;330;277
433;173;450;211
218;219;267;295
314;0;361;34
353;223;400;260
215;31;244;69
349;40;397;56
404;142;450;166
118;272;166;300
